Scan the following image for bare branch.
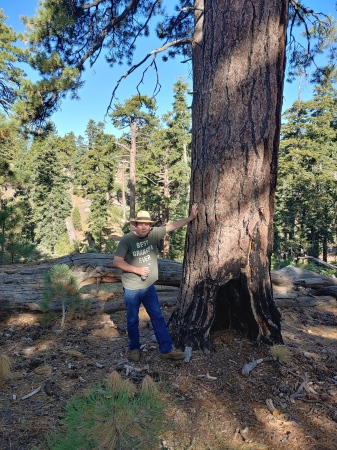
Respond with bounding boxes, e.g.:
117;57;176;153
136;54;161;99
289;0;329;20
141;174;158;185
114;141;131;153
106;37;192;114
79;0;105;9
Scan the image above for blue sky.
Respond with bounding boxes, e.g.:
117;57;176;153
2;0;337;137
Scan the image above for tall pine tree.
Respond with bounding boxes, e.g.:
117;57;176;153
276;69;337;260
75;120;117;250
30;134;72;254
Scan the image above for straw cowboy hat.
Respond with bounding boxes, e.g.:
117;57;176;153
130;210;157;226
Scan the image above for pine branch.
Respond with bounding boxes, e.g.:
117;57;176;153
76;0;142;69
106;38;192;114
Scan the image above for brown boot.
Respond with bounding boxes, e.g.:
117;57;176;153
160;350;185;360
129;349;140;362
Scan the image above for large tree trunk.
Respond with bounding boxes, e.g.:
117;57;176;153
169;0;288;349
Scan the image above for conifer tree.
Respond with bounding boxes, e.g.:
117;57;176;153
72;205;82;231
0;115;38;264
30;134;72;254
110;95;157;222
276;69;337;260
163;78;191;260
0;9;27;114
136;79;191;260
75;120;117;250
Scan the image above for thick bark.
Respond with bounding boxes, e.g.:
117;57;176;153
169;0;288;348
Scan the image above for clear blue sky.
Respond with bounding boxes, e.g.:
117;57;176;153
2;0;337;137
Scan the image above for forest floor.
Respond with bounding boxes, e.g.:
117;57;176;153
1;280;337;450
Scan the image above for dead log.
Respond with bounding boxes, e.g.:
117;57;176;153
1;256;336;314
0;254;182;312
274;296;317;308
271;266;337;288
314;286;337;298
297;256;337;271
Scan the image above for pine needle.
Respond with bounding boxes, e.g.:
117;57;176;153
270;345;291;364
140;375;159;396
106;370;124;391
106;370;136;397
0;355;12;380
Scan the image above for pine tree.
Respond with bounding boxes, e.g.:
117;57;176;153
276;69;337;260
0;115;39;264
110;95;158;222
135;79;191;260
30;134;72;254
72;206;82;231
75;120;117;250
19;0;337;345
0;9;27;114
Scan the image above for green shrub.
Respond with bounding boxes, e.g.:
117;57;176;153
39;371;171;450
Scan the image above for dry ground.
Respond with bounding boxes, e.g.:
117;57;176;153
0;285;337;450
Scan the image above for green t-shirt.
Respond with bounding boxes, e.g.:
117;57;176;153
114;226;166;290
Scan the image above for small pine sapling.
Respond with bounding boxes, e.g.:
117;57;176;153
41;371;171;450
40;264;89;328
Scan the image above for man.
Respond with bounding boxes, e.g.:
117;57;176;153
113;204;198;362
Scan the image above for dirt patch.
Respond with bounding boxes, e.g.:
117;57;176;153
1;290;337;450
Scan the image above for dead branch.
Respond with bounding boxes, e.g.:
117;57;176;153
290;372;310;399
21;386;42;400
106;38;192;113
266;398;279;416
297;256;337;271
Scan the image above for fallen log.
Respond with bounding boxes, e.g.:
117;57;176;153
272;266;337;288
1;256;337;314
297;256;337;271
314;286;337;298
274;296;317;308
0;253;182;312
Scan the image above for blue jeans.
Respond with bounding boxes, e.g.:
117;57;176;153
124;284;173;354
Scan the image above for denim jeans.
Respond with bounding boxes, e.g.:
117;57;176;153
124;284;173;354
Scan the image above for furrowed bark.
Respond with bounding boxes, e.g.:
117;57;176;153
169;0;288;349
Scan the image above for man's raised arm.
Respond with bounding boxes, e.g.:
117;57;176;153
165;203;198;233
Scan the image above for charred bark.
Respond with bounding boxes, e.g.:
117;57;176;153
169;0;288;348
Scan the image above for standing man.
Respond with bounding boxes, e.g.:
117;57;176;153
113;204;198;362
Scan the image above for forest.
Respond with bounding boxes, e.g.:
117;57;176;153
1;0;337;343
1;75;337;267
1;1;337;449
